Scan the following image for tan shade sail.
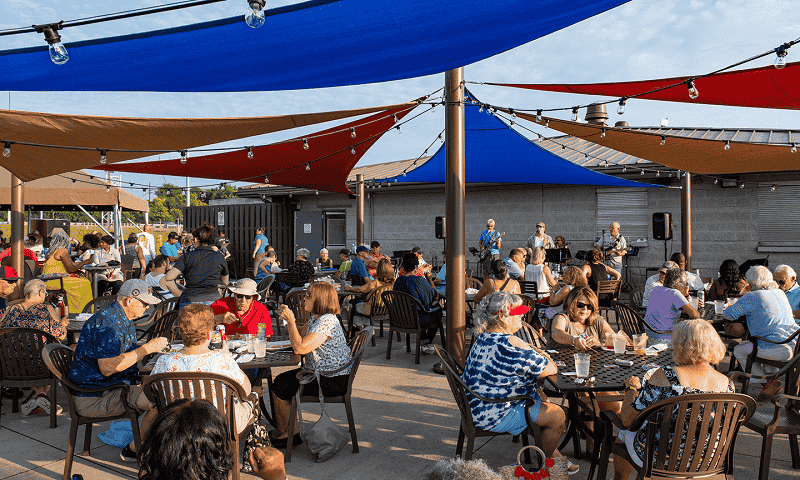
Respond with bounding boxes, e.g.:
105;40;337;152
513;111;800;175
0;102;416;182
0;168;148;211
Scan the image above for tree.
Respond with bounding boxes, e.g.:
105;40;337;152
148;183;207;223
204;184;237;202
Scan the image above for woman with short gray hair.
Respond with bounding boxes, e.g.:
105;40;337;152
284;248;314;286
726;265;799;399
463;291;577;473
642;267;700;343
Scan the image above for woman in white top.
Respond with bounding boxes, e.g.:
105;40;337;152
94;235;124;295
524;247;557;295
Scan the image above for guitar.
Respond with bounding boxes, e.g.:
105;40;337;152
479;232;506;263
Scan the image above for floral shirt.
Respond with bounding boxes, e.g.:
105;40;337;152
150;350;248;410
305;313;351;377
288;259;315;285
1;303;66;339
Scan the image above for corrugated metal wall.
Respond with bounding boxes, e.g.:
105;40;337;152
183;203;294;279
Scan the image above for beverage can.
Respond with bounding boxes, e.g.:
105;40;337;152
217;324;226;341
210;330;222;349
257;323;267;340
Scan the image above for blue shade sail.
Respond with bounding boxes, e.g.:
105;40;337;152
0;0;630;92
381;92;658;188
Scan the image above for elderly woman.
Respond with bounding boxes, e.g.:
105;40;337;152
94;235;124;295
583;249;621;293
1;279;67;416
547;287;615;350
544;265;588;320
41;231;94;312
166;223;229;310
474;259;520;303
614;320;733;480
524;247;558;296
316;248;333;269
643;268;700;343
463;292;576;473
707;259;748;301
271;282;352;448
726;265;799;399
287;248;315;285
149;304;256;434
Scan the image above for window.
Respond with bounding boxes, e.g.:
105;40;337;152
758;183;800;252
324;212;346;249
596;188;649;243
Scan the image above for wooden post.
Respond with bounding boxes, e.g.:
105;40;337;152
356;174;365;248
681;172;692;271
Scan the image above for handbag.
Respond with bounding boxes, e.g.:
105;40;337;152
296;370;350;462
241;410;271;473
499;446;569;480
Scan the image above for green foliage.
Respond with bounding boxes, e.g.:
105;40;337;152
147;183;212;223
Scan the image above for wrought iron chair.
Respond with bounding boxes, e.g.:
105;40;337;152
382;290;445;364
612;301;670;339
81;295;118;314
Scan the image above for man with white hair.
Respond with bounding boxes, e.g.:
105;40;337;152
642;261;678;307
774;264;800;319
594;221;627;270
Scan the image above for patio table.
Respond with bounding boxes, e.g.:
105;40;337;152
82;264;112;298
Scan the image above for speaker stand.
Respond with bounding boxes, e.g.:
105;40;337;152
621;255;634;293
663;239;669;263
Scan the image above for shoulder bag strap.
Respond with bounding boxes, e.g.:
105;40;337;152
499;278;511;291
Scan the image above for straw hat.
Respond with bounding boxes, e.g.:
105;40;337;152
227;278;260;300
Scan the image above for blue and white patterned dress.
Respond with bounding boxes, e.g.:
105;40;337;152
462;332;548;432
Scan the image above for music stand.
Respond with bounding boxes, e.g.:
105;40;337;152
545;248;571;274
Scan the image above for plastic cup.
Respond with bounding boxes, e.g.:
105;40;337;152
574;353;591;378
254;339;267;358
613;336;626;354
633;333;648;355
244;334;255;352
714;301;724;315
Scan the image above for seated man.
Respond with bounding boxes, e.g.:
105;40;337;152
670;252;704;292
502;248;526;280
160;231;182;263
774;264;800;319
394;253;442;355
643;261;677;307
144;254;181;299
334;248;352;279
365;241;390;278
211;278;273;336
67;279;167;462
350;245;374;286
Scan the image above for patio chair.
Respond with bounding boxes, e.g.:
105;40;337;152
596;392;755;480
0;328;60;428
434;346;542;461
612;301;670;339
382;290;445;364
274;271;301;303
134;296;179;337
142;372;261;480
738;328;800;395
285;327;372;462
81;295;118;314
42;343;142;480
285;289;312;329
730;352;800;480
353;283;391;345
596;279;621;322
628;287;645;314
518;280;540;299
138;310;178;343
120;254;136;280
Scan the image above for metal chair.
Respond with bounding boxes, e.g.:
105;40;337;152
354;284;392;345
738;328;800;395
286;327;372;462
284;289;312;328
597;393;756;480
138;310;179;343
628;287;645;314
120;254;136;280
134;296;179;337
612;301;670;339
142;372;261;480
518;280;540;299
0;328;60;428
382;290;445;364
81;295;118;314
42;343;142;480
596;279;621;321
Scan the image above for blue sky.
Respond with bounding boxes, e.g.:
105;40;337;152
1;0;799;199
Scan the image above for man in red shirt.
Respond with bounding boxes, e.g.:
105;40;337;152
365;240;390;278
211;278;273;336
0;246;39;265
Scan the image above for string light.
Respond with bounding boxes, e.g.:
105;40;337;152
740;183;745;188
792;143;797;153
686;79;699;99
180;150;188;164
302;138;309;150
509;108;516;119
724;140;731;151
617;97;626;115
244;0;266;28
714;178;719;184
351;147;356;154
660;136;666;146
2;142;10;157
603;161;609;168
350;127;356;138
264;175;268;183
478;104;484;113
396;124;401;134
641;169;645;176
315;190;319;195
600;128;606;138
545;120;549;128
772;185;776;191
571;106;579;121
392;114;398;123
622;165;627;173
774;43;789;69
656;170;661;177
72;179;76;184
536;110;542;122
106;185;110;192
100;149;107;164
305;163;310;171
247;147;254;159
33;22;68;65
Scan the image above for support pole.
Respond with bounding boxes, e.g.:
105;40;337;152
76;205;112;236
681;173;692;271
444;67;466;366
10;176;24;287
356;174;365;248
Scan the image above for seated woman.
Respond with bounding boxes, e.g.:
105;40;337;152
583;249;621;293
463;292;576;473
393;253;443;355
614;319;733;480
316;248;333;269
132;233;153;280
271;282;352;448
707;258;748;301
547;286;615;350
94;235;124;295
725;265;799;398
524;247;558;296
149;304;256;434
345;257;395;330
144;255;180;299
41;231;94;312
544;265;587;320
1;279;67;416
277;248;314;293
643;268;700;344
474;259;520;303
255;250;280;281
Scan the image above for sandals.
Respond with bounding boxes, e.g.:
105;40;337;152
267;431;303;449
567;460;580;475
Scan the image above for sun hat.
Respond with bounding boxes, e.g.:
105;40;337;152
227;278;260;300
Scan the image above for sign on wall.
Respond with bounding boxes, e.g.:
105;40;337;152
304;223;311;234
217;211;225;226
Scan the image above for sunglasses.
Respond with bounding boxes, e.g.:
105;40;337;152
576;302;593;310
234;293;254;300
777;280;787;286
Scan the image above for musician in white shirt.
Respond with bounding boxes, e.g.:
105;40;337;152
594;222;627;270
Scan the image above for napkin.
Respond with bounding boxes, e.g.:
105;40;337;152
465;288;479;294
236;353;255;363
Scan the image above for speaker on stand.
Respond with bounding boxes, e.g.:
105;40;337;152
652;212;673;262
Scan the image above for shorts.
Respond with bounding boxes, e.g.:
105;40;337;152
73;384;146;418
489;401;541;436
271;368;349;401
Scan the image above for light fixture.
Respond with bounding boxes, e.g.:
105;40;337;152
600;128;606;138
714;178;719;184
724;140;730;151
584;153;588;158
739;183;745;189
302;138;309;150
180;150;188;164
142;188;146;193
289;193;292;198
604;161;609;168
264;175;268;183
571;106;579;121
772;184;776;191
315;190;319;195
561;144;566;150
244;0;266;28
99;149;107;164
34;22;68;65
395;124;401;133
622;165;627;173
247;147;254;159
509;108;516;119
640;169;645;176
792;143;797;153
402;172;406;176
774;43;789;69
656;170;661;177
72;179;76;184
438;133;443;140
89;175;94;180
478;104;484;113
392;114;398;123
106;185;110;192
686;79;699;99
536;110;542;122
668;172;672;177
350;127;356;138
660;136;666;146
2;142;10;158
617;97;626;115
351;147;356;155
545;119;549;128
305;163;310;171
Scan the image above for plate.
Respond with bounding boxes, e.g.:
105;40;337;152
266;340;292;351
161;343;183;353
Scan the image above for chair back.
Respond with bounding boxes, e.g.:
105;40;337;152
629;288;645;311
381;290;424;330
434;346;475;432
613;301;645;337
633;393;755;479
256;276;275;298
82;295;118;314
285;290;312;326
41;343;88;400
784;352;800;409
597;279;621;298
0;328;59;382
365;283;392;317
24;259;40;281
465;277;483;291
142;310;179;342
120;254;135;277
274;272;301;289
518;281;539;298
515;321;545;349
518;293;543;329
342;327;371;391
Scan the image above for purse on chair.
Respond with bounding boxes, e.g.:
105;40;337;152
296;370;350;463
499;446;569;480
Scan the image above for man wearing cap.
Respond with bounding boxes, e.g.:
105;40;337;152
67;279;167;462
211;279;273;336
365;241;390;278
669;252;705;292
0;265;21;313
350;246;374;286
643;261;678;308
160;231;182;263
526;223;555;251
335;249;352;278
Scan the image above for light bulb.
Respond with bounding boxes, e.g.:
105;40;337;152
714;179;718;184
724;140;730;151
264;175;268;183
315;190;319;195
536;110;542;122
302;138;309;150
775;45;788;69
2;142;10;157
49;42;69;65
289;193;292;198
392;114;398;123
478;105;484;113
545;120;549;128
350;127;356;138
656;170;661;177
772;185;776;191
572;107;579;121
739;183;744;189
106;186;110;192
641;169;645;176
617;98;626;115
305;163;310;171
622;166;627;172
181;150;187;164
600;129;606;138
351;147;356;155
511;109;517;119
604;161;609;168
668;172;672;177
100;149;107;164
396;125;401;134
660;136;666;146
792;143;797;153
40;25;68;65
247;147;254;159
244;0;266;28
687;80;699;99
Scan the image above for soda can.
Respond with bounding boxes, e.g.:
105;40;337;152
217;324;226;341
210;330;222;349
257;323;267;339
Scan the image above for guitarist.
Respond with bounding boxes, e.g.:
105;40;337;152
479;219;503;277
594;221;628;271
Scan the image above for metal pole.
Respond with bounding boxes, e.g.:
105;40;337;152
76;205;112;236
681;173;692;271
356;174;365;247
445;67;466;366
10;176;24;291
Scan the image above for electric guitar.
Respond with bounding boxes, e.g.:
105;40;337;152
479;232;506;263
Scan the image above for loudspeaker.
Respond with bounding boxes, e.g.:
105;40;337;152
652;213;672;240
435;216;446;239
30;219;70;239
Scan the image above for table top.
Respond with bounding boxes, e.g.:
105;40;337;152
546;346;676;393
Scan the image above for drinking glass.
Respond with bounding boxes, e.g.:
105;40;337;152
714;300;724;315
574;353;591;378
254;339;267;358
613;335;627;354
243;334;255;352
633;333;648;355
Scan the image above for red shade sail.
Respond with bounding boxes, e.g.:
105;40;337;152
491;61;800;110
98;104;418;194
